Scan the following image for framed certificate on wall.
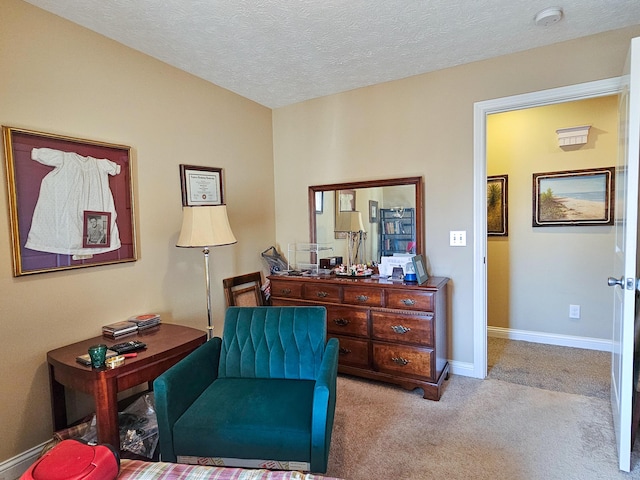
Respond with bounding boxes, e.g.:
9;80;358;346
180;164;224;206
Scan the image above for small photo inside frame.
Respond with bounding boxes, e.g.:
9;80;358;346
487;175;508;236
83;211;111;248
532;167;615;227
2;126;137;276
180;164;224;206
411;254;429;285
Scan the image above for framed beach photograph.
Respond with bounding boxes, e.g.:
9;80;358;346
180;164;224;206
487;175;508;236
532;167;615;227
2;126;137;276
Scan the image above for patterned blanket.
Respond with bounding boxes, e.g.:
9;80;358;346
118;459;341;480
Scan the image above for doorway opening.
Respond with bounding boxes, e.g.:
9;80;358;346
472;77;622;379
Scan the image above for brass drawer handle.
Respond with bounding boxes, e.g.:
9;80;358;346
280;288;292;295
401;298;416;306
391;325;411;334
355;295;369;302
317;291;329;298
391;356;410;366
334;318;350;327
339;347;352;355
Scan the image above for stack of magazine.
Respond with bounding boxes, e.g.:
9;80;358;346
102;314;161;339
127;313;161;331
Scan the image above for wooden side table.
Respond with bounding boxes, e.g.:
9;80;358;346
47;323;207;451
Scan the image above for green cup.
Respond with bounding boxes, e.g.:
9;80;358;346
88;344;108;368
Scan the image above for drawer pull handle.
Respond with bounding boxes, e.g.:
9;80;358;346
339;347;352;355
355;295;369;302
317;291;329;298
401;298;416;306
391;325;411;334
334;318;350;326
280;288;292;295
391;356;410;366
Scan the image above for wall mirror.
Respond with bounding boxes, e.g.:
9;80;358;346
308;177;423;265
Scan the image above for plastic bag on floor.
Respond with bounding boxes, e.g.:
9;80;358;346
119;393;158;458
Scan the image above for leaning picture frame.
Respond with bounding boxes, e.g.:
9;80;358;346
179;164;224;206
2;126;137;276
532;167;615;227
411;254;429;285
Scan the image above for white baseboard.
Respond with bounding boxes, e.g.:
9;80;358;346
488;326;612;352
449;360;475;377
0;441;46;480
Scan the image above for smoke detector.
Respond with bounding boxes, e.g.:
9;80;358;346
534;7;564;26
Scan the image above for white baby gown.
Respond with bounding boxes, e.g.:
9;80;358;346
25;147;122;255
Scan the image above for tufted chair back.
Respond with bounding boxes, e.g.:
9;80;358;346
218;306;327;381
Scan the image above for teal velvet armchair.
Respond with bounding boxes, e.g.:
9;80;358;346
153;306;339;473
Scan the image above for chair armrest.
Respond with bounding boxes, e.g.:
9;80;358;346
310;337;339;473
153;337;221;462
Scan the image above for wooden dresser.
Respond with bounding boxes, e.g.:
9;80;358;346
268;274;450;400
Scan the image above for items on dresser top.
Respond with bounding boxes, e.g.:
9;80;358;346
268;274;450;400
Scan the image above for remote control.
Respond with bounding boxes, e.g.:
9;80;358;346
110;340;146;354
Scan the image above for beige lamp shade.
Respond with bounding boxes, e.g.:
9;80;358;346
336;211;366;233
177;205;237;248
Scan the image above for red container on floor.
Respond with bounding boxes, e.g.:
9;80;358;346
21;439;119;480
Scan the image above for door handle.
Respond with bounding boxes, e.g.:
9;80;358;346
607;276;640;290
608;276;624;288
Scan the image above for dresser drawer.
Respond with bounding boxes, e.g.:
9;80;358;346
373;342;434;380
386;289;434;311
270;280;303;299
326;306;369;337
303;283;341;302
342;285;383;307
332;335;369;368
371;311;433;346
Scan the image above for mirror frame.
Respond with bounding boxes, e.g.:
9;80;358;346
308;176;424;259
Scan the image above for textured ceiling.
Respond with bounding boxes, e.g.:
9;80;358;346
23;0;640;108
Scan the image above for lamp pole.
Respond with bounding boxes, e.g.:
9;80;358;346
203;246;213;340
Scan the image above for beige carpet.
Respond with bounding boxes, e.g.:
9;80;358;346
487;337;611;399
325;342;640;479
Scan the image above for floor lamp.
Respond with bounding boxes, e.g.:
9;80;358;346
177;205;237;339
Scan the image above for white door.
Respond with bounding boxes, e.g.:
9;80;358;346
609;36;640;472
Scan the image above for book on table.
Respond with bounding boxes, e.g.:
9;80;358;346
127;313;161;329
102;320;138;336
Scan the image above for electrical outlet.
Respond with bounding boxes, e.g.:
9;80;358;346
450;231;466;247
569;304;581;319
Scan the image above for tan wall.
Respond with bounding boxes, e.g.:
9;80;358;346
487;96;618;339
0;0;274;461
272;27;640;367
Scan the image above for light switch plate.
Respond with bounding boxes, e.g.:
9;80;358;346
450;231;466;246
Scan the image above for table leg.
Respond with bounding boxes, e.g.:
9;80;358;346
48;364;68;431
94;373;120;450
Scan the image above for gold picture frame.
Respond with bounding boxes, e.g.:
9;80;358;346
3;126;137;276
